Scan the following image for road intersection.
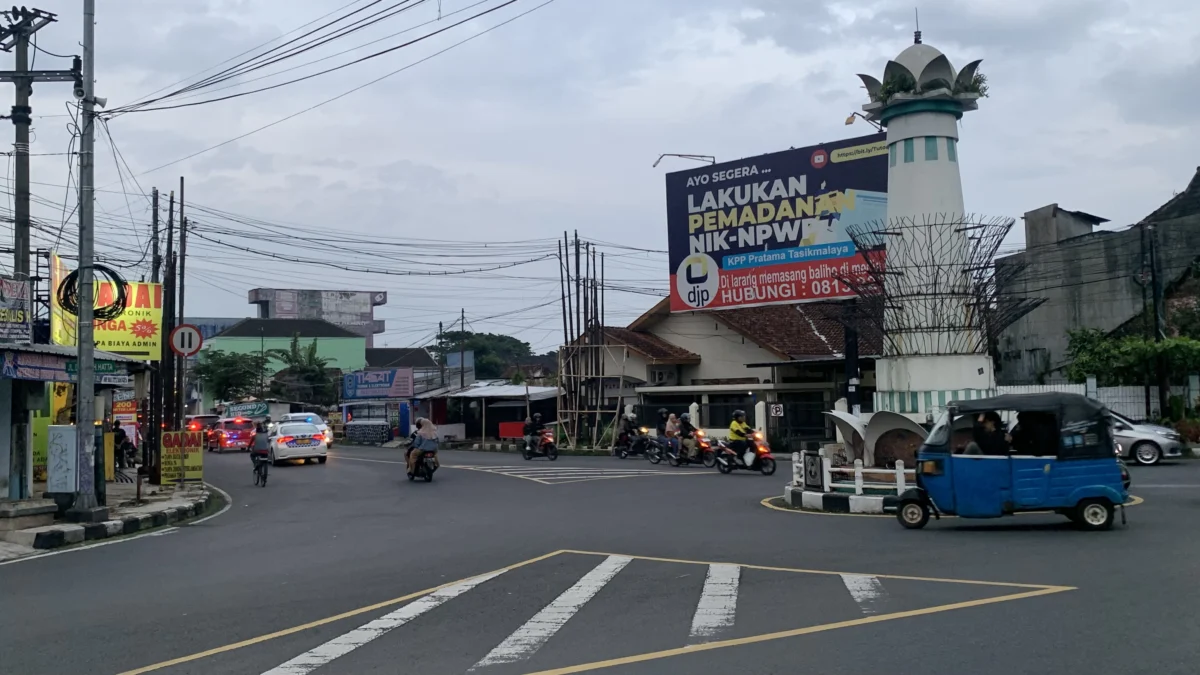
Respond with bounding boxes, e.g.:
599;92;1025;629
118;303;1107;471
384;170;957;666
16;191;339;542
2;447;1197;675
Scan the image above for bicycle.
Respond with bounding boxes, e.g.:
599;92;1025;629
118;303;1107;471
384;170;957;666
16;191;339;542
253;454;269;487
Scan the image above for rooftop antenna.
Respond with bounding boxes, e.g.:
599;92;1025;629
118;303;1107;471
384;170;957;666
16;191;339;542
914;8;922;44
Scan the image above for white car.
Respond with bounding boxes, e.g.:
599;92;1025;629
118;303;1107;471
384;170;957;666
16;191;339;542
270;422;329;465
272;413;333;448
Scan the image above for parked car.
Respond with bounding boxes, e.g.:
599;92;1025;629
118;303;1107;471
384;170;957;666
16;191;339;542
207;417;257;453
1112;411;1183;465
271;413;333;447
185;414;220;433
269;422;329;465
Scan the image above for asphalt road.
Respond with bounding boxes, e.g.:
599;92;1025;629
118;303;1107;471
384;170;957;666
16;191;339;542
2;446;1198;675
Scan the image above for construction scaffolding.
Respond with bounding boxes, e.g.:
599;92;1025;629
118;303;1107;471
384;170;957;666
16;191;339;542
555;231;625;449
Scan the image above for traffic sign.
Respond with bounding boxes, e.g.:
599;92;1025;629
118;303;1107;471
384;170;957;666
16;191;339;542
169;324;203;357
769;403;784;417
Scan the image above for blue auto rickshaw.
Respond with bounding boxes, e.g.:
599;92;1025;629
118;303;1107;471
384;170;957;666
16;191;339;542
893;392;1129;531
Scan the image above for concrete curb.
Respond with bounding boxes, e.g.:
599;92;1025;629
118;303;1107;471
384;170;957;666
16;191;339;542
783;486;899;515
0;488;215;551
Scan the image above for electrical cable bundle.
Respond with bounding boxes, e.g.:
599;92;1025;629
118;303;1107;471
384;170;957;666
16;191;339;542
56;262;129;320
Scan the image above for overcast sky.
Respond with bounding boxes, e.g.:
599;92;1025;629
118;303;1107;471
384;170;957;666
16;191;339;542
4;0;1198;352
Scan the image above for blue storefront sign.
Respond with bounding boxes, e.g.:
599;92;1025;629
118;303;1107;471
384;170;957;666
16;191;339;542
342;368;414;400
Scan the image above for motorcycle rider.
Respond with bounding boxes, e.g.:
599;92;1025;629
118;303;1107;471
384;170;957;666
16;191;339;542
524;413;546;452
407;417;439;475
655;408;669;437
727;409;753;457
678;412;698;460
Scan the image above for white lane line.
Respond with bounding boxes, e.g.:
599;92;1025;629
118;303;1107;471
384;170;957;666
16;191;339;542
472;555;632;669
0;527;180;566
188;483;233;525
688;564;740;644
261;570;506;675
840;574;886;615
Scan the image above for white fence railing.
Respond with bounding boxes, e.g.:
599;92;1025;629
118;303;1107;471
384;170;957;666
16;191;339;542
791;451;914;495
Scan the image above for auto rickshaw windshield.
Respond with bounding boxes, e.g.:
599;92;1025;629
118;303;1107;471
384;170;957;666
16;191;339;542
926;411;952;446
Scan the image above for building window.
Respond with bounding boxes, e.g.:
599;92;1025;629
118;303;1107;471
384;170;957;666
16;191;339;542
925;136;938;161
947;138;957;162
889;142;897;167
903;138;914;163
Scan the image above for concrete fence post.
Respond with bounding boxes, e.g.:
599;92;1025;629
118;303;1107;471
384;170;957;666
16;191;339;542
895;459;906;494
821;455;831;492
689;402;701;428
754;401;767;433
853;459;864;495
791;452;802;486
1086;375;1098;401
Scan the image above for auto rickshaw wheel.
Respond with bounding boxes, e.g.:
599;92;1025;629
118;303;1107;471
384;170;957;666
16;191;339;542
897;501;930;529
1075;498;1115;530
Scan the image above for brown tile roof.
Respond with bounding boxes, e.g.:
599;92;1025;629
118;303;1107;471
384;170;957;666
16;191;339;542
603;326;700;364
711;302;883;360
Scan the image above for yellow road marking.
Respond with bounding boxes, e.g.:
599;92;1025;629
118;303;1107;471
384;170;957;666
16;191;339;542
114;550;567;675
759;494;1145;519
522;586;1071;675
558;549;1072;589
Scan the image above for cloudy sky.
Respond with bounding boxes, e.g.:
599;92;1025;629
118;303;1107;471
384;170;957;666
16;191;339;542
5;0;1198;351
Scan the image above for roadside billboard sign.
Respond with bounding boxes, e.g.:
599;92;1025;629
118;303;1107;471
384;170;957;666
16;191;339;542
665;133;887;312
0;276;31;343
50;252;165;359
160;430;204;484
342;368;415;400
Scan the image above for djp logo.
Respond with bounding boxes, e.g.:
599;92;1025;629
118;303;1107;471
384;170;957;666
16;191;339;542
675;254;719;309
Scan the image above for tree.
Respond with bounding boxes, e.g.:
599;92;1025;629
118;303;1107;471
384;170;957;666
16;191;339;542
266;334;337;405
432;330;533;379
1066;328;1200;386
192;350;268;402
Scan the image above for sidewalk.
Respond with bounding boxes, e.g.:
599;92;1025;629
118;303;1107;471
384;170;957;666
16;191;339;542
0;481;216;561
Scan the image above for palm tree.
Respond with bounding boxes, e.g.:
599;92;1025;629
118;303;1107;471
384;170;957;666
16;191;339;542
266;334;336;404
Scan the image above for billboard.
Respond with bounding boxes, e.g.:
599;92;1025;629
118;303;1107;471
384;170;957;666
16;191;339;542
665;133;888;312
49;252;164;360
343;368;415;400
0;276;31;343
249;288;386;346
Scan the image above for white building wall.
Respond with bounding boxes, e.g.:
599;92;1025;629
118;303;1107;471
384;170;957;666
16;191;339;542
600;344;648;381
648;312;781;384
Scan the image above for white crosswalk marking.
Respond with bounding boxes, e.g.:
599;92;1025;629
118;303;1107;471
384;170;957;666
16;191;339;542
688;564;741;643
840;574;887;614
259;570;506;675
471;555;633;669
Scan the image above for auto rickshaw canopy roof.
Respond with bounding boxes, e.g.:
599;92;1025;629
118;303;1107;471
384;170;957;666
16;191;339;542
949;392;1109;424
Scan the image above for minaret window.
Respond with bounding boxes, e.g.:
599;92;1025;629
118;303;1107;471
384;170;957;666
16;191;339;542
925;136;939;161
947;138;958;162
903;138;914;163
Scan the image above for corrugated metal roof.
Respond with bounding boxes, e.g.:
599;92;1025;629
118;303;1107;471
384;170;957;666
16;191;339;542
2;342;136;362
440;381;561;401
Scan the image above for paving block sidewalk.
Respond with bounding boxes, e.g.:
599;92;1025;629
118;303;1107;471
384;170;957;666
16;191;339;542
0;481;216;561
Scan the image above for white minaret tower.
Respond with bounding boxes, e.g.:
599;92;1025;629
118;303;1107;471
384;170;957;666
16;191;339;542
856;33;993;419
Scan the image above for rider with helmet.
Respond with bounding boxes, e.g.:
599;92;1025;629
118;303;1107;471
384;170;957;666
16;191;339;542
727;409;753;455
678;412;698;460
524;413;546;452
655;408;669;437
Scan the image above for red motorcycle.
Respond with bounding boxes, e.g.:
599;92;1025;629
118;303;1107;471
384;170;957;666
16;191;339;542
715;430;776;475
523;428;559;461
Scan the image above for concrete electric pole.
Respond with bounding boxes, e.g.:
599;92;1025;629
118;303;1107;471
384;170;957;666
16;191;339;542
69;0;105;519
0;7;78;279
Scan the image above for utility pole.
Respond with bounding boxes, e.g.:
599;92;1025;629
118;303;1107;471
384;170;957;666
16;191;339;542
459;308;465;388
844;300;861;416
161;191;175;435
438;321;445;387
67;0;104;519
1148;221;1168;416
150;188;160;282
0;7;75;280
175;174;187;419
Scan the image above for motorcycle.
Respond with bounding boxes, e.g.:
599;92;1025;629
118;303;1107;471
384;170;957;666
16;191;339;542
407;433;439;482
523;429;559;461
617;427;660;461
715;431;777;475
666;430;717;468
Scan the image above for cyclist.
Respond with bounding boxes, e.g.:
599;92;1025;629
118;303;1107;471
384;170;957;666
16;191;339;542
250;421;272;481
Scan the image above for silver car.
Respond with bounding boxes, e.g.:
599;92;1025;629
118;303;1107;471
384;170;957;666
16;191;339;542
1111;411;1183;465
